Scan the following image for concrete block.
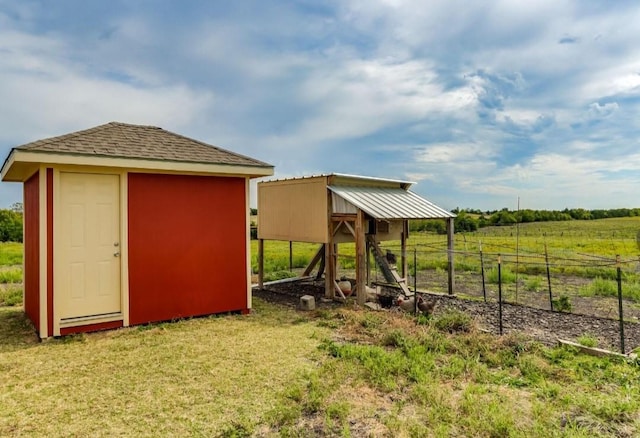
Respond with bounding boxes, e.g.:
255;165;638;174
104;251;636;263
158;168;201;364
300;295;316;311
364;302;382;311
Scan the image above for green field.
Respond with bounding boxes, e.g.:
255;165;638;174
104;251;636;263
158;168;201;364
253;217;640;273
253;218;640;320
1;223;640;436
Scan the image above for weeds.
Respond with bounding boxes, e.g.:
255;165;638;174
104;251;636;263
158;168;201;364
0;285;22;306
552;295;573;312
577;334;598;348
432;310;474;333
525;276;543;292
579;277;640;302
263;270;297;282
0;267;22;283
486;266;517;284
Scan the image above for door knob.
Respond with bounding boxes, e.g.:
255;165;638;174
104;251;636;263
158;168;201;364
114;251;121;257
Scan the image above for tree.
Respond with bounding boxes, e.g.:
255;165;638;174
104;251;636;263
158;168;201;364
0;208;23;242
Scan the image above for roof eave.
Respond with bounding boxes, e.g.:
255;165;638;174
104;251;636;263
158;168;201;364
1;150;274;182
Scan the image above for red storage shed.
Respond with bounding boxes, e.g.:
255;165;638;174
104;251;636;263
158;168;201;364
1;122;273;338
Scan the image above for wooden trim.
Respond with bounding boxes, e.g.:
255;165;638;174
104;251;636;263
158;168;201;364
5;150;273;180
38;167;48;338
60;312;123;327
331;213;356;222
245;178;252;309
120;171;130;327
0;149;17;180
46;168;54;338
51;168;60;336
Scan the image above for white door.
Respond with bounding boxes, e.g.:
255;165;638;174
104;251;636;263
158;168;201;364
58;172;121;320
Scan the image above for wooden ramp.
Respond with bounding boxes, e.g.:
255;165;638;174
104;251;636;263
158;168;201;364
367;236;412;296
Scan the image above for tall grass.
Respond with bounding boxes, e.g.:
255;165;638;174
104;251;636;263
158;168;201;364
486;266;517;284
0;267;22;284
579;277;640;302
0;286;22;306
0;242;22;266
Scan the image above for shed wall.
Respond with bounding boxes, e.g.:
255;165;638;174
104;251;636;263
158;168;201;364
23;171;39;331
127;173;248;325
258;177;328;243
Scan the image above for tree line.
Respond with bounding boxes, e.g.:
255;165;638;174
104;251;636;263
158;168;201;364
3;205;638;242
410;207;640;234
0;203;23;242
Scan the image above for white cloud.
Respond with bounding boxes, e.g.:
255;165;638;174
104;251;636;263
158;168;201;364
290;58;477;144
0;25;213;145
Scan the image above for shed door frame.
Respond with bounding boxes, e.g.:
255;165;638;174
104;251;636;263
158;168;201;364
52;167;129;336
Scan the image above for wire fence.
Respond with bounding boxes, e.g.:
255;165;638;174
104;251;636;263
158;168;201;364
352;241;638;354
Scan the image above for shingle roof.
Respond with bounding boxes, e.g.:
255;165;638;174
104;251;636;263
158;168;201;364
329;185;455;220
15;122;271;168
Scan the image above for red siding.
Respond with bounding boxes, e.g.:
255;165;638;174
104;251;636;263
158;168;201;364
47;168;53;337
128;173;248;325
23;171;40;332
60;320;123;335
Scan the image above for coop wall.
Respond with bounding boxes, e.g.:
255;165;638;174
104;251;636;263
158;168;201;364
258;176;328;243
127;173;249;325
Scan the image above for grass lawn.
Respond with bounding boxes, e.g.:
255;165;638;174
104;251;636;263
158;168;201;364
0;300;329;437
2;299;639;437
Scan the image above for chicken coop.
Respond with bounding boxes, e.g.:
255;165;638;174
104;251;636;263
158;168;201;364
1;122;273;338
257;174;456;304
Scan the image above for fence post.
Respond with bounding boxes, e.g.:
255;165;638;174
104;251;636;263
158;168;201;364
414;247;417;293
479;241;486;302
498;254;503;336
289;241;293;272
616;255;625;354
545;244;553;311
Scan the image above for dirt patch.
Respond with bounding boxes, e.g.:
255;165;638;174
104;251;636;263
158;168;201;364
254;279;640;354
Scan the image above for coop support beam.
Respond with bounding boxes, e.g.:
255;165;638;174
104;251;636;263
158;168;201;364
325;189;335;299
303;244;325;277
447;217;455;295
258;239;264;289
355;209;366;305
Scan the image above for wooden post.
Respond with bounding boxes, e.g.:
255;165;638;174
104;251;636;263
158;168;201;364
447;217;455;295
498;254;503;336
480;241;486;302
325;190;335;298
616;256;625;354
355;209;366;305
258;239;264;289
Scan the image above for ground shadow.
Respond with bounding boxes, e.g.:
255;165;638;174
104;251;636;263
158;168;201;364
0;307;40;353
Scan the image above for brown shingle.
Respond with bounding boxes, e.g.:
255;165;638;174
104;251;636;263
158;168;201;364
16;122;271;168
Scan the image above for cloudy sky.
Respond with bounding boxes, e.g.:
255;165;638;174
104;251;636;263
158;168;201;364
1;0;639;211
